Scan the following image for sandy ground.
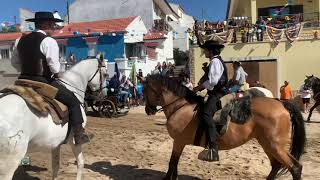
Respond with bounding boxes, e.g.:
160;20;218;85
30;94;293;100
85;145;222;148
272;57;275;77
12;106;320;180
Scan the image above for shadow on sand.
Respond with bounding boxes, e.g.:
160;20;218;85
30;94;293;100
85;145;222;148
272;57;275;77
85;161;201;180
13;165;47;180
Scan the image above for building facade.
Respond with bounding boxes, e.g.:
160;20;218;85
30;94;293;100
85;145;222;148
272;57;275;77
191;0;320;97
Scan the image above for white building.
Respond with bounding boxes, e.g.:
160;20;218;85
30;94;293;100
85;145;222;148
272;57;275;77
168;3;195;52
68;0;178;66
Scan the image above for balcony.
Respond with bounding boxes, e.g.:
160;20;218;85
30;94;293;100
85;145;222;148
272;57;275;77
153;19;169;32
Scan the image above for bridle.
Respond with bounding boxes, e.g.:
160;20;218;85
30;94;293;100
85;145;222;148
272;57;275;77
58;59;106;98
88;60;106;91
144;79;188;118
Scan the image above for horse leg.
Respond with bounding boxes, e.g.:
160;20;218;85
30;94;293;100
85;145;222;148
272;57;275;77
52;145;61;180
163;141;185;180
265;153;282;180
267;146;301;180
0;141;28;180
69;140;84;180
307;102;319;121
287;153;303;180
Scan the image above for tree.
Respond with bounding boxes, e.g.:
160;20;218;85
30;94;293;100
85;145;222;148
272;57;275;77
173;48;189;66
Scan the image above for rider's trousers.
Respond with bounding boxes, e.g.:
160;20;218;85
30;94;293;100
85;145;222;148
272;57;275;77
51;81;84;126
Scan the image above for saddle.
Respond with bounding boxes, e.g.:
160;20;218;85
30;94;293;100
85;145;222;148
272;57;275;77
194;93;236;146
0;79;69;125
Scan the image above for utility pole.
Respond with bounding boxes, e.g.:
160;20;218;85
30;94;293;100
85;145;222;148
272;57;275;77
202;8;204;20
67;0;70;24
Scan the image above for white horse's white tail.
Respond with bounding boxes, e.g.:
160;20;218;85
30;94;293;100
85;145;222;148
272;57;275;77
0;58;107;180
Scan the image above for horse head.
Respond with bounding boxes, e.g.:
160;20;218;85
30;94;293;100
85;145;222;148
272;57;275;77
87;55;108;92
140;75;162;115
304;74;317;90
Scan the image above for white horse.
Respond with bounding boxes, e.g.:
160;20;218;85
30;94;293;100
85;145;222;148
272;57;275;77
0;58;107;180
249;87;274;98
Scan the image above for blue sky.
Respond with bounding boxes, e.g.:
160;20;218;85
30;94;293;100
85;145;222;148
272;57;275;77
0;0;227;24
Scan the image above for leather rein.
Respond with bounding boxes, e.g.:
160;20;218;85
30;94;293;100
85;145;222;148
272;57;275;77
58;60;106;99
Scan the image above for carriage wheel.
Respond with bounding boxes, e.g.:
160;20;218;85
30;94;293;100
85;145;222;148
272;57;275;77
99;100;116;118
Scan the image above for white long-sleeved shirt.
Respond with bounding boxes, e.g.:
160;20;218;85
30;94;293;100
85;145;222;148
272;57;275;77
202;56;224;91
11;30;61;74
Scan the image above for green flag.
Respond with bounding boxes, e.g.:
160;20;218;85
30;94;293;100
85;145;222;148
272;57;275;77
130;63;137;86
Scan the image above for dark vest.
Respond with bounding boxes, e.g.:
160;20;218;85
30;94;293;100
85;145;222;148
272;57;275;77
17;32;53;81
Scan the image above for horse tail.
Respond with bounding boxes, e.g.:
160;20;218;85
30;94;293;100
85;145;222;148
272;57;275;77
275;101;306;177
282;101;306;161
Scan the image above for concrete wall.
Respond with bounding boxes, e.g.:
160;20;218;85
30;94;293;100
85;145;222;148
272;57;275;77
190;39;320;97
153;31;174;63
169;21;190;52
69;0;154;29
125;17;148;43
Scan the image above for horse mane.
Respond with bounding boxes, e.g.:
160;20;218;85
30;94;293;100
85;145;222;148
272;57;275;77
147;74;204;104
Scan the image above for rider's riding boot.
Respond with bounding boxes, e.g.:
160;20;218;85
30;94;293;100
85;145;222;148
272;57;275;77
198;141;219;162
74;125;92;145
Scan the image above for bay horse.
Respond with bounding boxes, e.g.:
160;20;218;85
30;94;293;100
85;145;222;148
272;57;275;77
0;58;107;180
142;75;305;180
304;75;320;121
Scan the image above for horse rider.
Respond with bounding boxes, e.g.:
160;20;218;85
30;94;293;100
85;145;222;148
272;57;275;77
11;11;91;145
228;61;248;93
193;40;228;161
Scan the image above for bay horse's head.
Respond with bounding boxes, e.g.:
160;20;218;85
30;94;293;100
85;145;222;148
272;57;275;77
304;75;317;90
140;75;162;115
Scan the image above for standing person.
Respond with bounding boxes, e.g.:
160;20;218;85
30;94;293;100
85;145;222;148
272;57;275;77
69;52;76;65
193;40;228;162
161;61;168;76
11;11;91;145
280;81;293;101
300;83;312;113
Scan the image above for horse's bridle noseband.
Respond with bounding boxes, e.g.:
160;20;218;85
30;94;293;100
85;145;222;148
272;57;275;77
88;60;106;91
144;78;187;116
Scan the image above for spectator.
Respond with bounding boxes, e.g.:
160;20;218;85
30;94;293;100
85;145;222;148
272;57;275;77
182;76;193;90
138;69;143;78
300;83;312;113
69;52;76;65
168;62;175;76
119;76;133;103
280;81;293;101
161;62;168;76
152;62;162;75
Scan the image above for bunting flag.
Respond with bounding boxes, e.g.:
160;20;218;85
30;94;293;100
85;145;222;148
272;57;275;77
266;26;283;44
284;23;302;44
202;29;234;44
266;23;302;44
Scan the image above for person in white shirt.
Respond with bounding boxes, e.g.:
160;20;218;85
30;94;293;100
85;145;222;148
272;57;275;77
11;11;90;145
193;40;228;162
229;61;248;93
300;83;312;114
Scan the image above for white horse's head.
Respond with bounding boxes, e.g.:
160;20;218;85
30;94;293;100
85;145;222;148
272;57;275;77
87;57;108;92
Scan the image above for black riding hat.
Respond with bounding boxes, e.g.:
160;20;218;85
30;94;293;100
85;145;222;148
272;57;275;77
26;11;64;22
199;40;225;49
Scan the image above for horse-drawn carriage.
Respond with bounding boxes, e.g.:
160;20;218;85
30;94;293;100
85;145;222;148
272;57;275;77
84;87;130;118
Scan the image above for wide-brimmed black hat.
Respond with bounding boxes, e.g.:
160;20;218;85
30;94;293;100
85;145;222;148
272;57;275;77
26;11;64;22
199;40;225;49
